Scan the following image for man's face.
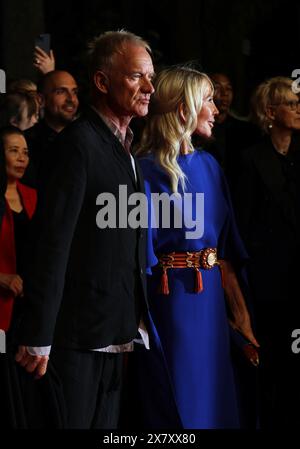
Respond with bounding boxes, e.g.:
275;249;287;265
210;73;233;115
42;72;79;125
104;44;155;119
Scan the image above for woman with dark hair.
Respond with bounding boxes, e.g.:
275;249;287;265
0;126;37;428
0;126;36;325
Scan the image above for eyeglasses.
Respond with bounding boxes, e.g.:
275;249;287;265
272;100;300;111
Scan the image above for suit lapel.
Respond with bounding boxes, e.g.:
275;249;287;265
112;142;137;187
86;106;137;186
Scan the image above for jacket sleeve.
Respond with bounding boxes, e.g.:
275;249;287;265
18;135;87;346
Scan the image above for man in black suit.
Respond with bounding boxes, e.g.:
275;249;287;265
16;30;155;429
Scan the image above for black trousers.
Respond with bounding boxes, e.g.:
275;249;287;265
50;348;123;429
0;331;65;429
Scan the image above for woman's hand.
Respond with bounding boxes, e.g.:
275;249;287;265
220;260;259;348
0;272;23;296
229;311;259;348
33;46;55;74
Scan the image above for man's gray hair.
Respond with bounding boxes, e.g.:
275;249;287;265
88;29;151;77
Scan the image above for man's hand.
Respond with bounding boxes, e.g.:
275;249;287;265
15;345;49;379
0;273;23;296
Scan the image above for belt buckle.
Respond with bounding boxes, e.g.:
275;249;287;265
200;248;218;269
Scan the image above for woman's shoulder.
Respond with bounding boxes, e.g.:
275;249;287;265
137;153;159;173
194;148;223;171
17;182;37;217
17;182;37;199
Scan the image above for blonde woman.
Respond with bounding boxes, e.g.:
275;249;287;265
132;66;259;429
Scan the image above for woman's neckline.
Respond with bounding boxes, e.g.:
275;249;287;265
178;150;195;158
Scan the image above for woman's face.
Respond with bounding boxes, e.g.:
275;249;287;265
271;92;300;131
3;133;29;181
194;90;219;138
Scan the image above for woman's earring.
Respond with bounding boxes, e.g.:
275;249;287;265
268;123;273;129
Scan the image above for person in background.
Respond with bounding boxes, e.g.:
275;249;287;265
132;66;259;429
0;126;37;428
7;79;41;120
23;70;79;188
235;76;300;429
203;72;260;191
0;92;38;131
0;136;7;227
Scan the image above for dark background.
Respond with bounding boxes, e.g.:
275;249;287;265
0;0;300;114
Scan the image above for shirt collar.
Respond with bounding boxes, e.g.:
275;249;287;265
91;106;134;153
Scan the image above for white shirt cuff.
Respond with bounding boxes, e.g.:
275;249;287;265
26;346;51;356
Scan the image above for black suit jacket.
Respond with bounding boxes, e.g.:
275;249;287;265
23;120;59;189
235;136;300;303
19;107;148;348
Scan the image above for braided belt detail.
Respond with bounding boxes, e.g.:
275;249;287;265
158;248;219;295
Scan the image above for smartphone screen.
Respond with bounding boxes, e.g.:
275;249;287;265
35;33;51;55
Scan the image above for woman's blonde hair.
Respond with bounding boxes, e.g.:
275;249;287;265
136;66;213;193
251;76;295;133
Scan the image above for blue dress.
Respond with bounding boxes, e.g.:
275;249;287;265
137;150;249;429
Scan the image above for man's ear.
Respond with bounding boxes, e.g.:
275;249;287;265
94;71;109;94
178;102;186;123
